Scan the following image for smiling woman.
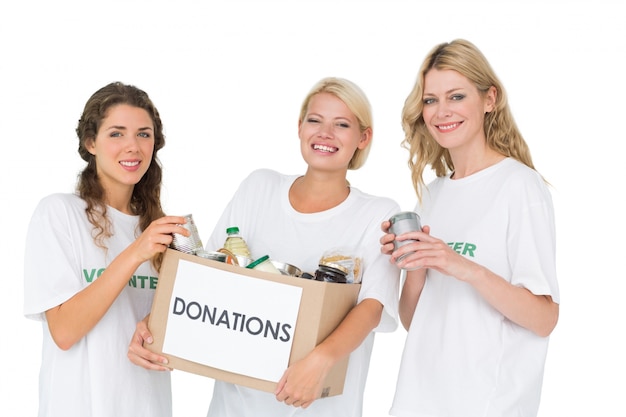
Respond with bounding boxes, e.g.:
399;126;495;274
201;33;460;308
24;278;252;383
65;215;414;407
85;104;156;209
22;82;190;417
128;77;402;417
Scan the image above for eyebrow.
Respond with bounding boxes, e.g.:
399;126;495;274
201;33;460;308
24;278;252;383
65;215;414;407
105;125;153;131
424;87;464;96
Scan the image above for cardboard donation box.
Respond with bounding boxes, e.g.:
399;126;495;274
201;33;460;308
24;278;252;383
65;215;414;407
147;249;361;397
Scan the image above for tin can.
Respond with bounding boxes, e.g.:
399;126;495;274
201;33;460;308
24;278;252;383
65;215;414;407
388;211;422;267
194;249;229;263
170;214;204;255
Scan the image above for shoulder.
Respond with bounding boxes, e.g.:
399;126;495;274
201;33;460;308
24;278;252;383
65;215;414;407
243;168;284;184
501;159;551;191
237;169;296;193
348;186;401;213
34;193;84;213
27;194;86;237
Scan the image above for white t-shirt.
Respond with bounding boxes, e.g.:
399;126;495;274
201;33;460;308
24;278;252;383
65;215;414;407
390;158;560;417
23;193;172;417
204;168;401;417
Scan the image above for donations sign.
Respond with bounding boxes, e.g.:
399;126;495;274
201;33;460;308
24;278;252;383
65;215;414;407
162;259;303;382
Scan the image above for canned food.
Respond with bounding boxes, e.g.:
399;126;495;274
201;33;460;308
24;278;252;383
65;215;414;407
194;249;229;263
388;211;422;269
170;214;204;254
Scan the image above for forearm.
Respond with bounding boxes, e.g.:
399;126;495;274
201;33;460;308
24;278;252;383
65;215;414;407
468;263;559;337
314;298;383;366
46;247;145;350
399;269;426;330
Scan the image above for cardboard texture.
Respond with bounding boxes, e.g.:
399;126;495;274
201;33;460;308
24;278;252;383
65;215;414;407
147;248;361;397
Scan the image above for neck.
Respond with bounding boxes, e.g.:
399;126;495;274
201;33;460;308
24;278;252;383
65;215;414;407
450;148;505;180
104;187;134;214
289;171;350;213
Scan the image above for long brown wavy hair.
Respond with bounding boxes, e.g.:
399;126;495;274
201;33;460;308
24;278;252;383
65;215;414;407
401;39;536;203
75;82;166;271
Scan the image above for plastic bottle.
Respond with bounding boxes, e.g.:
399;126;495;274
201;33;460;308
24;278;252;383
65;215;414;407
223;226;252;258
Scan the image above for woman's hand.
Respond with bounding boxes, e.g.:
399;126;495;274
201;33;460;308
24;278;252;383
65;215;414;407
129;215;190;264
274;350;331;408
127;315;171;371
379;220;396;257
391;226;475;279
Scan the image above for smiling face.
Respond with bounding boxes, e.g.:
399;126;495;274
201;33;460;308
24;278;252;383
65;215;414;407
85;104;155;200
422;68;495;154
298;92;371;173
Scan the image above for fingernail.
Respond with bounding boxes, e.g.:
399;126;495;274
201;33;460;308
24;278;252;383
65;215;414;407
146;336;153;344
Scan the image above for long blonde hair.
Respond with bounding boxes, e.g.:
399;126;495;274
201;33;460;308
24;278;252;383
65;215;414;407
402;39;535;202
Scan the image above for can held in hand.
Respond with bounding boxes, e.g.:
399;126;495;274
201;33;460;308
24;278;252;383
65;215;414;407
170;214;204;255
388;211;422;269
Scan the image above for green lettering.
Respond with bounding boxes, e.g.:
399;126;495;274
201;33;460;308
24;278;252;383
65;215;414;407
83;269;96;283
128;275;158;289
136;275;149;288
452;242;463;253
462;243;476;257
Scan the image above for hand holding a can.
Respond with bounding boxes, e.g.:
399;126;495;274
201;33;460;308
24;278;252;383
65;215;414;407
129;215;191;263
384;211;426;271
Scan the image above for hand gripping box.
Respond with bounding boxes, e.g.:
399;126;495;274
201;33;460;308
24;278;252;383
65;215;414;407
146;248;361;397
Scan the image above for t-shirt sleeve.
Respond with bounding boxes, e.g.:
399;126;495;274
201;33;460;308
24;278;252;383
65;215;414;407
23;195;84;321
357;198;402;333
508;174;560;303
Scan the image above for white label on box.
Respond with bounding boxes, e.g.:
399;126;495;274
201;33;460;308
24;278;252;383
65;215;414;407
162;260;303;382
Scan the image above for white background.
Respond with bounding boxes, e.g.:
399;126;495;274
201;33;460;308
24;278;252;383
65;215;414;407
1;1;624;416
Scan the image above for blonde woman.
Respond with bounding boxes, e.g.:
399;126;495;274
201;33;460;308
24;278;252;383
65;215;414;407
381;40;560;417
130;77;401;417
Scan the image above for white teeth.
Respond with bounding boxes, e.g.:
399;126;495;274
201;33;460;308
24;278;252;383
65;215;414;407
313;144;337;153
438;123;459;131
120;161;140;167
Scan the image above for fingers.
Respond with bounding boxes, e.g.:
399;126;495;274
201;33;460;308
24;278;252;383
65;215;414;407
127;318;171;371
133;215;194;261
279;398;311;408
275;377;319;408
127;336;171;371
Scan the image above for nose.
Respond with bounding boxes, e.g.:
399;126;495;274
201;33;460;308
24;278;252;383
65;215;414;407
317;121;334;139
435;101;452;118
125;135;140;152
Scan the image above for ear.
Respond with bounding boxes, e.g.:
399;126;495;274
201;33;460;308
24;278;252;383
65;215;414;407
85;138;96;155
357;127;372;150
484;86;497;113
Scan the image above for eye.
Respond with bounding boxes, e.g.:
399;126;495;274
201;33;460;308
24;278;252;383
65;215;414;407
337;122;350;128
109;131;122;138
423;97;436;105
138;131;152;138
451;94;465;101
306;117;320;124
